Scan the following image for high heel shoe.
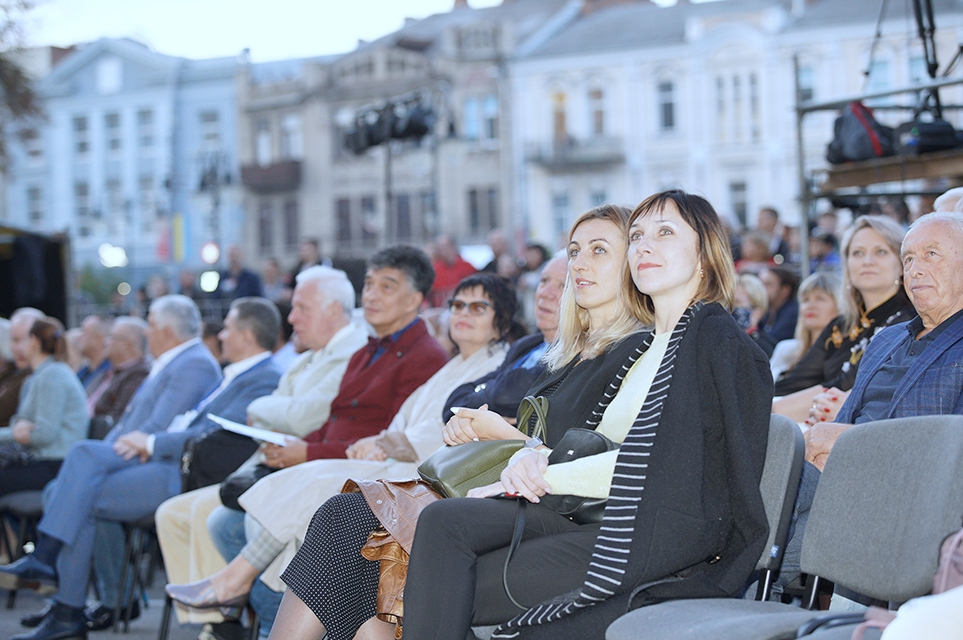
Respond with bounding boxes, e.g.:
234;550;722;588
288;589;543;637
165;579;250;611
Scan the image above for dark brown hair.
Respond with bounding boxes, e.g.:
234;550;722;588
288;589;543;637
30;318;67;362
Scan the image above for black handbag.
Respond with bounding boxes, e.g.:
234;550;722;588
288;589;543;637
537;427;619;524
182;428;260;493
501;427;619;609
218;463;276;511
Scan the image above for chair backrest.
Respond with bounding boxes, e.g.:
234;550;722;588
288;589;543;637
756;414;806;572
800;415;963;603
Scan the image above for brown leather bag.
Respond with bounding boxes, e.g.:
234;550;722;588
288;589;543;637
342;478;443;638
360;527;408;637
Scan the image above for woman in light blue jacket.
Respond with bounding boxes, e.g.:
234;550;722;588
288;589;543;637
0;317;89;497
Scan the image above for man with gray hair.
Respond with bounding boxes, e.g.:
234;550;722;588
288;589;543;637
85;317;151;432
76;314;113;391
154;265;370;627
2;296;282;639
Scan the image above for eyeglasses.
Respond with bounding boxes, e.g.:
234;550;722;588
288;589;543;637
448;300;493;315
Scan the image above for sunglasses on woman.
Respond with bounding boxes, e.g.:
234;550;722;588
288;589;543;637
448;300;492;315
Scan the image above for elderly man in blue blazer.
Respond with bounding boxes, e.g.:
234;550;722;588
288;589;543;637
803;211;963;470
1;296;281;640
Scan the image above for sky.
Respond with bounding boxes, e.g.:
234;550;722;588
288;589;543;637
22;0;506;62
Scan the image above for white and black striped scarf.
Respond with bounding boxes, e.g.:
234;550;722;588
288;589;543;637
492;303;700;637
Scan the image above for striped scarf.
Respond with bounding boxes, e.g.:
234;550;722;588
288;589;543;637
492;302;700;637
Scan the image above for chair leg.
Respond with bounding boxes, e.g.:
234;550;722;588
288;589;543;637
157;595;173;640
114;525;136;634
249;612;260;640
125;529;147;631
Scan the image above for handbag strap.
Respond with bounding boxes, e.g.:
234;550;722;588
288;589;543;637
502;499;529;610
518;396;549;441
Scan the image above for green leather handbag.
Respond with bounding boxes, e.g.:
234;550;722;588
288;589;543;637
417;396;549;498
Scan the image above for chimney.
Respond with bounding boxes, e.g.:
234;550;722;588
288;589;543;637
453;0;470;9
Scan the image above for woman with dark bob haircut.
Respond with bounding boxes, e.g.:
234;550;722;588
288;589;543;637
265;192;772;640
0;317;89;498
165;274;517;633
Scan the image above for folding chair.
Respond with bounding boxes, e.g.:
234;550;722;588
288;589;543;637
605;415;963;640
0;490;44;609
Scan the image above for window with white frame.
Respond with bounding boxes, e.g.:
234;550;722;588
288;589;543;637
715;76;726;143
551;192;570;239
280;114;303;160
749;73;760;142
27;186;43;225
732;75;743;142
463;97;480;140
256;118;272;166
200;110;221;152
657;80;675;132
797;63;814;103
75;182;91;237
139;176;156;231
22;128;43;163
729;180;748;228
258;200;273;253
552;91;568;142
483;95;498;140
73;116;89;157
105;112;122;153
138;109;154;150
589;88;604;137
866;59;892;105
590;189;607;207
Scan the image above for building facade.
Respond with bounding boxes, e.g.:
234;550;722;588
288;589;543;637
510;0;963;247
3;38;242;281
238;0;578;268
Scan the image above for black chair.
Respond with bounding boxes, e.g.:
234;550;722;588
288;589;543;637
0;490;45;609
114;515;158;632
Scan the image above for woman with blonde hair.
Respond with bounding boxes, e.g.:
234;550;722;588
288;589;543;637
769;271;843;380
387;189;771;640
264;204;651;640
772;215;914;423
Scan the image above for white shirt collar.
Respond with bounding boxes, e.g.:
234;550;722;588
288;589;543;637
221;351;271;384
149;337;201;379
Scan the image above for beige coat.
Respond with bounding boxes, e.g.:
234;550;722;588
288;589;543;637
238;342;509;591
246;322;371;437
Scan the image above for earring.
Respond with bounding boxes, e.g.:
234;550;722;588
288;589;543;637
699;267;705;279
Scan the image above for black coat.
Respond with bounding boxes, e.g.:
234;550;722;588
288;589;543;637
511;303;774;638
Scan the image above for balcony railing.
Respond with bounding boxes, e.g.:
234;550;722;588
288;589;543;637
240;160;302;193
525;136;625;170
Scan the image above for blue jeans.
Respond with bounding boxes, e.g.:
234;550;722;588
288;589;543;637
207;506;283;639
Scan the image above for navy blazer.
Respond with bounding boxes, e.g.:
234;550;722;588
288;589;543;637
152;356;281;463
838;314;963;423
106;341;222;442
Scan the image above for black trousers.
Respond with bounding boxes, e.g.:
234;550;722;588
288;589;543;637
0;459;62;498
403;497;600;640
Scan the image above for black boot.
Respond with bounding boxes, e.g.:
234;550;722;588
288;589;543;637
10;602;87;640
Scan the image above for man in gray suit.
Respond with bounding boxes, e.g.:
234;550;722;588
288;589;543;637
0;297;280;640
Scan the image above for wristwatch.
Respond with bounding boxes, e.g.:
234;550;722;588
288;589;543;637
524;436;543;449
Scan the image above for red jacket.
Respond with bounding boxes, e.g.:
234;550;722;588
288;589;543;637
304;319;449;460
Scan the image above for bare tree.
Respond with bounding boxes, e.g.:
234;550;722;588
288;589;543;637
0;0;43;169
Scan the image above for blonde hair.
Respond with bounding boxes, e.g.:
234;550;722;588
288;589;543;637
839;215;905;334
624;190;737;326
789;271;842;367
737;274;768;313
542;205;643;371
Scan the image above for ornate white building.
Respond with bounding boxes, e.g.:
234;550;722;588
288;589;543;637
509;0;963;247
